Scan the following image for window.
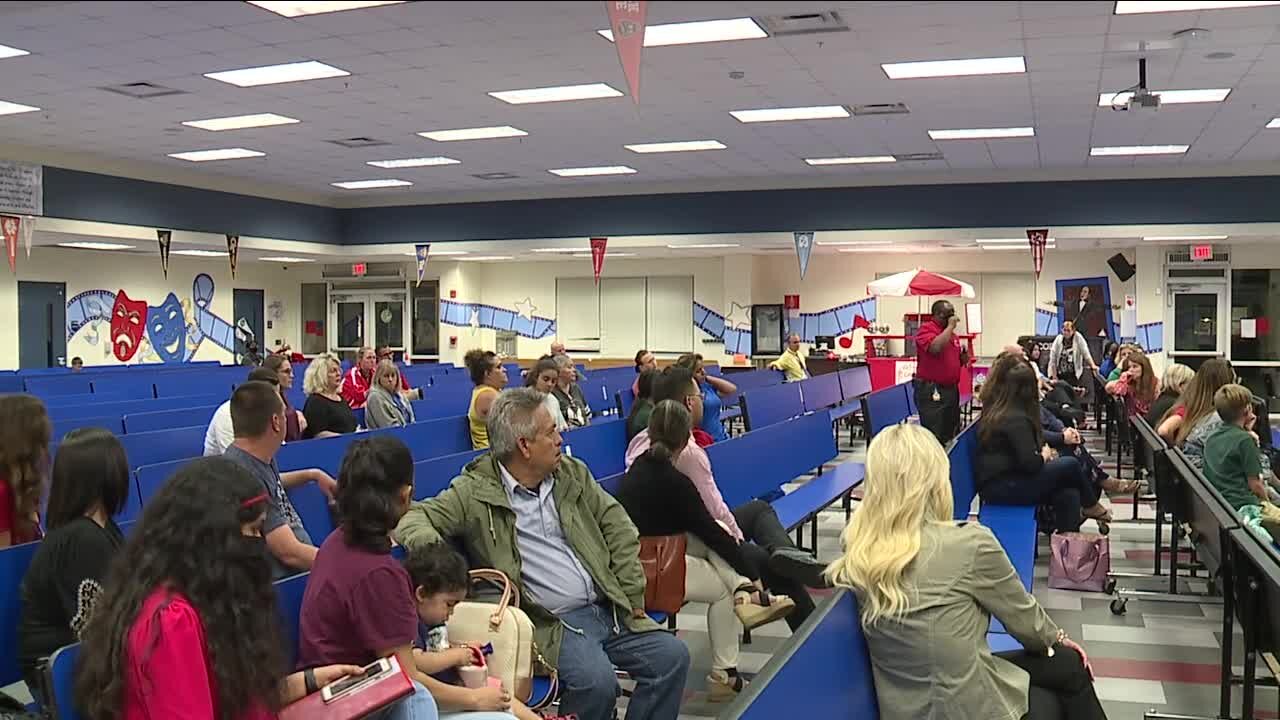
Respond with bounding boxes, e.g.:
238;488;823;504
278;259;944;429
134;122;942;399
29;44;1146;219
1229;270;1280;363
411;280;439;356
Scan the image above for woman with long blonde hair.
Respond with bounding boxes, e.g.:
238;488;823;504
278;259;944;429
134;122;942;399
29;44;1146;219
302;352;357;438
828;423;1106;720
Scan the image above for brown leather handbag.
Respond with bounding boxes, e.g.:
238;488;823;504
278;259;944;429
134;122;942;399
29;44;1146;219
638;534;687;614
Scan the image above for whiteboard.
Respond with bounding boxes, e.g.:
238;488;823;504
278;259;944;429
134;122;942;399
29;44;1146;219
601;278;647;356
646;276;694;353
555;277;600;351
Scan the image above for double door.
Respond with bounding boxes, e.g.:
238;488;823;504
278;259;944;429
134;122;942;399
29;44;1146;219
330;291;406;358
1165;282;1227;371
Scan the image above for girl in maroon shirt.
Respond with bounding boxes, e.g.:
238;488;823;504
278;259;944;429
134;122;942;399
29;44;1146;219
0;394;50;547
75;457;358;720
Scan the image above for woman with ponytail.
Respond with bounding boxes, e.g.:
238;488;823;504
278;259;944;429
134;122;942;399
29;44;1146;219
616;400;793;702
828;423;1106;720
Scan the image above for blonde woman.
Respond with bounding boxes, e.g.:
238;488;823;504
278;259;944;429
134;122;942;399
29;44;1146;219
302;353;357;438
1147;363;1194;427
616;399;793;702
827;423;1106;720
365;360;417;429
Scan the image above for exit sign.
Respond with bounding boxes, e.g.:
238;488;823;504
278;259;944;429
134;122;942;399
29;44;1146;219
352;262;367;276
1191;244;1214;261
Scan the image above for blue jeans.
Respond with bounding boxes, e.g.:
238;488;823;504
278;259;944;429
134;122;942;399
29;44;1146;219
375;681;517;720
556;604;690;720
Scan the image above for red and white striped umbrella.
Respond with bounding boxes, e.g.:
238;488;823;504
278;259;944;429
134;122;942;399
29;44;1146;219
866;268;976;298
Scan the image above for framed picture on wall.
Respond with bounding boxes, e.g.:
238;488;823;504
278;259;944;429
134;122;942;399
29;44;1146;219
1055;276;1117;341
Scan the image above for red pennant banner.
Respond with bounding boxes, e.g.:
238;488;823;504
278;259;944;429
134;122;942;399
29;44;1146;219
1026;228;1049;280
1;215;19;273
606;0;647;104
590;237;608;285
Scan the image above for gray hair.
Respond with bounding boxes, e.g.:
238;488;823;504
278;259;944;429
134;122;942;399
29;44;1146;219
551;354;573;370
487;388;546;462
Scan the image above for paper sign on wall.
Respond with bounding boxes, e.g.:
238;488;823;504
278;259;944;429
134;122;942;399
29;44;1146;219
1121;294;1136;338
1242;318;1258;339
965;303;982;335
895;360;918;385
0;161;42;216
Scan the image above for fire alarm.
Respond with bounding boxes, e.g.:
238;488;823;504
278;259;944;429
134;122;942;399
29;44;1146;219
449;335;458;348
449;289;457;299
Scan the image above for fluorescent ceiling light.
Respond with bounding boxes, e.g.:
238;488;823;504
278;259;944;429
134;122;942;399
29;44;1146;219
1143;234;1228;241
167;148;265;162
976;237;1057;244
418;126;528;142
258;256;315;262
597;17;766;47
0;45;30;60
205;60;349;87
331;179;413;189
1090;144;1189;156
572;252;637;258
489;83;623;105
666;243;739;249
816;240;894;246
0;100;39;116
457;256;514;261
625;140;725;153
1115;1;1280;14
548;166;637;177
1267;118;1280;129
248;1;406;17
170;249;229;257
56;242;135;251
182;113;300;131
805;156;896;166
532;248;591;253
730;105;850;123
882;56;1025;79
929;127;1034;140
1098;88;1231;106
366;157;460;168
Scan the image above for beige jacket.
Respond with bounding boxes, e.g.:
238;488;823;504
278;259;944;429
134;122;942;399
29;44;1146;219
858;522;1059;720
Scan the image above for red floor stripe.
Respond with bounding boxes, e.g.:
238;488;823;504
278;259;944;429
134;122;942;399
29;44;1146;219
1090;657;1223;685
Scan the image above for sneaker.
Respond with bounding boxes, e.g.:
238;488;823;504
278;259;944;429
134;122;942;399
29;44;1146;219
768;546;832;589
706;670;744;703
733;591;796;630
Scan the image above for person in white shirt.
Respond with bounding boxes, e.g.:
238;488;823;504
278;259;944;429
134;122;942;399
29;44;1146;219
204;367;281;457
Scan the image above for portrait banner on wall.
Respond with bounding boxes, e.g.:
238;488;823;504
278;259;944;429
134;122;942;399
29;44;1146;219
793;231;813;280
1055;276;1118;362
415;243;429;287
605;0;647;103
157;229;172;278
226;234;239;278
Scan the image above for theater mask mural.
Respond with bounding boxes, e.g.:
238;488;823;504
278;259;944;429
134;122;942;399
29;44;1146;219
66;273;237;364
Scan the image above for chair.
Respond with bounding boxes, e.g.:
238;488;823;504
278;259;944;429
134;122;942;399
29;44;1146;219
287;482;335;544
860;382;912;440
46;643;81;720
0;542;40;686
274;572;310;668
562;419;629;479
740;382;804;432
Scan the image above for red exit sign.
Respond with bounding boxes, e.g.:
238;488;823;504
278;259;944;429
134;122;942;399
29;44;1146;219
352;262;367;276
1191;244;1214;261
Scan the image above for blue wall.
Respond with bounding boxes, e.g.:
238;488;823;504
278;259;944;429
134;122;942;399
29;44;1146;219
37;167;1280;246
43;167;342;244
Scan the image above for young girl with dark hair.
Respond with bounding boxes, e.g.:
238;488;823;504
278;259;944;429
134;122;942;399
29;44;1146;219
75;457;360;719
0;394;50;548
523;356;568;432
299;436;510;719
18;428;130;702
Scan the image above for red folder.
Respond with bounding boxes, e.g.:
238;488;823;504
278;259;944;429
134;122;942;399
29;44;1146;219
280;656;414;720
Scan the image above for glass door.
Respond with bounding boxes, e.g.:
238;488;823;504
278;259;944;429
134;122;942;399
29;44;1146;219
329;291;408;359
1165;283;1227;371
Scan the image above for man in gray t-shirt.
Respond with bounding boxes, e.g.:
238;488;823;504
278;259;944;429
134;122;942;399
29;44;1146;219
222;380;337;578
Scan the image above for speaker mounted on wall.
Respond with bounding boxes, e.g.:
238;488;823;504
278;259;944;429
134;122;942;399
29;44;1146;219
1107;253;1136;282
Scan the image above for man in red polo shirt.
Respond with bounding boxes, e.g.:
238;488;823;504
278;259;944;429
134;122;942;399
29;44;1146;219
913;299;967;444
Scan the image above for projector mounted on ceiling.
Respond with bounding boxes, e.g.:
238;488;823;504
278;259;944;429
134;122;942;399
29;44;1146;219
1108;56;1160;112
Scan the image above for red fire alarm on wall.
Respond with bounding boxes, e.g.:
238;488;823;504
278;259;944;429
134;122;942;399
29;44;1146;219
449;289;457;299
449;335;458;348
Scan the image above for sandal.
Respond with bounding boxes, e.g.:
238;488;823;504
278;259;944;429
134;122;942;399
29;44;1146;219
733;588;795;630
1102;477;1140;495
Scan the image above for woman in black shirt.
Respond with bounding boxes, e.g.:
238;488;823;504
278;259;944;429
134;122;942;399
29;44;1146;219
977;358;1108;534
17;428;130;703
302;353;358;438
616;399;794;702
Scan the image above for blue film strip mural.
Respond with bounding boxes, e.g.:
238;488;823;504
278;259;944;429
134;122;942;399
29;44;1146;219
1137;322;1163;353
440;300;556;339
1035;308;1061;336
790;298;877;342
694;302;751;355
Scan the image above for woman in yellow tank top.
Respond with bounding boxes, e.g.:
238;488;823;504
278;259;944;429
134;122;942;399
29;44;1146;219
464;349;509;448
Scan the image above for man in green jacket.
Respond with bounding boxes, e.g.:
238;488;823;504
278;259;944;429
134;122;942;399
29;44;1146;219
394;387;690;720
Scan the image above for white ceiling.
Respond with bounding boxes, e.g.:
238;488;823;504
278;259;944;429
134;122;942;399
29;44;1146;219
2;1;1280;207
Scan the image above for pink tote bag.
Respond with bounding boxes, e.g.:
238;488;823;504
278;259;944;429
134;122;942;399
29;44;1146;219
1047;532;1110;592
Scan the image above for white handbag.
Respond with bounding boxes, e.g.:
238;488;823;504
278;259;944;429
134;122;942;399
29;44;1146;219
446;569;556;708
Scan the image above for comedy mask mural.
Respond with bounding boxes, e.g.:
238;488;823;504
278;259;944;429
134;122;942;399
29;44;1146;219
67;273;237;364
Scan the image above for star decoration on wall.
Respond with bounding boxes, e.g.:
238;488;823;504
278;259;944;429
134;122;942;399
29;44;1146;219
515;297;537;321
724;301;751;330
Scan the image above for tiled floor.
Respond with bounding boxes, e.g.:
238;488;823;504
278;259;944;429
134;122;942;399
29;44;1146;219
659;425;1276;720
